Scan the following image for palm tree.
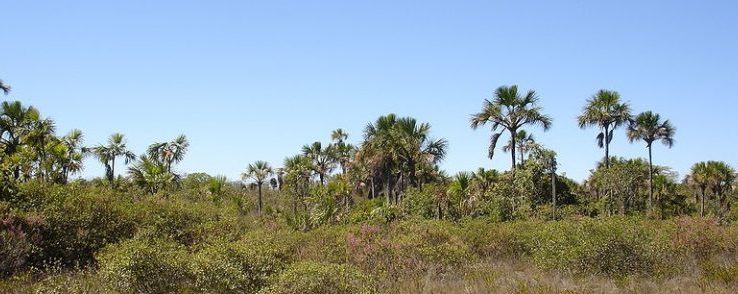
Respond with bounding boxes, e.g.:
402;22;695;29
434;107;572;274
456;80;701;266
147;134;189;173
1;101;40;156
242;160;273;215
25;118;56;180
1;101;41;179
690;162;714;217
472;167;499;196
91;133;136;187
0;80;10;95
448;172;473;217
56;129;85;183
393;116;448;189
577;90;632;168
302;141;335;185
283;154;313;211
470;85;552;175
128;154;174;194
362;114;448;204
627;111;675;211
502;130;535;165
330;129;354;174
705;161;736;217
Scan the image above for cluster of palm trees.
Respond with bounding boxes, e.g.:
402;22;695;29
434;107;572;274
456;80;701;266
243;115;450;211
1;97;86;184
468;85;677;212
688;161;736;218
4;77;736;219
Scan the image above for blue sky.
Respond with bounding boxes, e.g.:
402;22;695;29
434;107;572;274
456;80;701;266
2;0;737;182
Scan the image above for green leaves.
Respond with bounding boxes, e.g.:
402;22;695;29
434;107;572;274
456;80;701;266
470;85;552;170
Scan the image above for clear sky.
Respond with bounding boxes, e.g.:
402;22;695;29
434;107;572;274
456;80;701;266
2;0;737;182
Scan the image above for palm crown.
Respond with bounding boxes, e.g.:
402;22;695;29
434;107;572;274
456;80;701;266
470;85;552;172
577;90;631;168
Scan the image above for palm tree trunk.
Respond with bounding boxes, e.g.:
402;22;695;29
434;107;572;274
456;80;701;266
552;171;557;220
385;174;392;205
510;129;517;173
604;126;610;168
700;187;705;217
648;145;654;212
258;183;263;215
110;158;116;188
370;176;376;199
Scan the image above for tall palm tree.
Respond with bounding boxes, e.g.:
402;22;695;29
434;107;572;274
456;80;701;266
0;80;10;95
470;85;552;175
60;129;85;183
1;101;40;156
627;111;675;211
283;154;313;211
363;114;448;203
690;162;715;217
91;133;136;187
330;129;354;174
502;130;535;165
25;118;56;180
1;101;41;179
706;161;736;217
147;134;189;173
331;128;348;144
302;141;335;185
393;116;448;189
242;160;273;215
577;90;632;168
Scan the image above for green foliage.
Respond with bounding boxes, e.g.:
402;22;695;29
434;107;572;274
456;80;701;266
135;197;215;246
190;237;291;293
32;271;115;294
34;186;136;266
260;261;376;294
97;238;192;293
525;218;675;278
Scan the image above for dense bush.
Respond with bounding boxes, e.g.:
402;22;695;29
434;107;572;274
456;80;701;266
135;197;217;246
259;261;376;294
190;236;292;293
0;207;42;277
97;238;192;293
0;225;32;278
37;192;137;266
525;218;675;278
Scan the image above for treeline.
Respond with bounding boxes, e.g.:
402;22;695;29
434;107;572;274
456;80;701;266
2;80;738;292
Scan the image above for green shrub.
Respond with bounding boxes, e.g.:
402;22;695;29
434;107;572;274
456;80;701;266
526;218;675;278
460;220;530;259
393;221;473;270
38;192;136;266
32;271;115;294
344;221;473;279
259;261;376;294
97;238;192;293
135;197;217;246
190;236;291;293
701;260;738;287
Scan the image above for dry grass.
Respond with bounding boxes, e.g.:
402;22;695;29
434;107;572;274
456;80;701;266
386;260;736;294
